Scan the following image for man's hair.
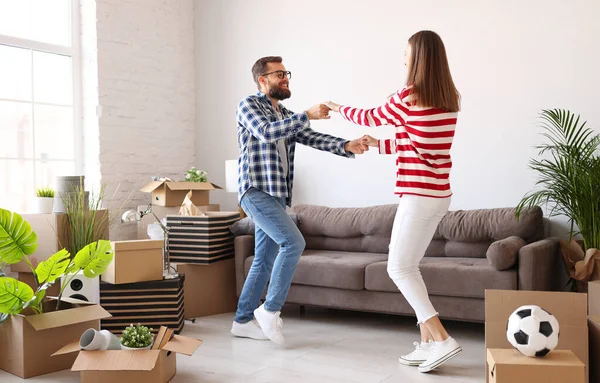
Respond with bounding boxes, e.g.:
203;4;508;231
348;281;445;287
252;56;282;89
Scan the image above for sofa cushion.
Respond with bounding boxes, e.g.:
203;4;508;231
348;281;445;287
244;250;388;291
291;204;397;254
364;257;517;299
486;236;526;270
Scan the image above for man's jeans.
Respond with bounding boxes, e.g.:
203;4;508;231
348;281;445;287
234;187;305;323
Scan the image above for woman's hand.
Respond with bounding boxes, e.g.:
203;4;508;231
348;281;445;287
360;135;378;147
324;101;341;113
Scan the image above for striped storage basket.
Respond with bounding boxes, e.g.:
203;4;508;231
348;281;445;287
166;212;239;264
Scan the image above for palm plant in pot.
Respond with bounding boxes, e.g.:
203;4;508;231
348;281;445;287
516;109;600;291
120;324;154;350
0;208;114;320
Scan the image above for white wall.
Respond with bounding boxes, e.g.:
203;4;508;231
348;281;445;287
81;0;196;239
195;0;600;236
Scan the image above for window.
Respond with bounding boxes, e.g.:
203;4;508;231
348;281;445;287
0;0;81;213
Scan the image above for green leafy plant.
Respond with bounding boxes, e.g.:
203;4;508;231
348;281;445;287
516;109;600;289
0;208;114;317
184;167;207;182
36;187;55;198
120;324;154;348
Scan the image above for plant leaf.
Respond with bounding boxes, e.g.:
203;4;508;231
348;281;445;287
72;240;114;278
23;289;47;313
0;209;38;264
0;277;34;314
35;249;71;284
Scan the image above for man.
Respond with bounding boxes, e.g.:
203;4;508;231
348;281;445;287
231;56;368;345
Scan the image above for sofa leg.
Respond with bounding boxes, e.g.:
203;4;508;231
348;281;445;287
299;305;306;316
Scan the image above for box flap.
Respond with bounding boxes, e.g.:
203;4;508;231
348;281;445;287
486;349;497;370
140;181;166;193
72;350;159;372
26;304;112;331
162;335;202;356
166;182;222;191
52;339;82;356
485;289;587;327
487;348;585;367
590;314;600;324
112;239;164;251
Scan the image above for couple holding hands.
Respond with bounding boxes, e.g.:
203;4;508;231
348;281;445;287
232;30;461;373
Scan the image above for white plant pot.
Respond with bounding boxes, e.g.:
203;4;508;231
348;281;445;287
35;197;54;214
121;344;152;351
79;329;122;350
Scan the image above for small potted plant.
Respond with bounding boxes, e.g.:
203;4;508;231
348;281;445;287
35;187;55;213
120;323;154;350
184;167;207;182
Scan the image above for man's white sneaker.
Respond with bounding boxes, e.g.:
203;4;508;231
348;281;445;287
398;341;434;366
230;319;269;340
418;337;462;373
254;304;285;345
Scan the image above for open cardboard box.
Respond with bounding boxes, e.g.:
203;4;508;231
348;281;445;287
140;181;222;207
53;333;202;383
485;289;589;383
0;297;111;378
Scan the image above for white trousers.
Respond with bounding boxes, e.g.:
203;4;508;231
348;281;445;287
387;194;451;324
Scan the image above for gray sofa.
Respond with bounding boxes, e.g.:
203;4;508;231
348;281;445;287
233;204;566;322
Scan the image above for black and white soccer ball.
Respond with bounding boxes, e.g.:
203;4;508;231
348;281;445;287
506;305;559;357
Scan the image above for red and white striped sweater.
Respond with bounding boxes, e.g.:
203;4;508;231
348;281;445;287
339;86;457;198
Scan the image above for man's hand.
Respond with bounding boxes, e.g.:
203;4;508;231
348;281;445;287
324;101;341;113
344;138;369;154
306;104;331;120
360;134;378;147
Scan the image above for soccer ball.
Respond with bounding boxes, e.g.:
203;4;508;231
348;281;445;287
506;305;560;357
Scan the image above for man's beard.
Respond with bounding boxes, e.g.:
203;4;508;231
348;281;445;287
269;85;291;100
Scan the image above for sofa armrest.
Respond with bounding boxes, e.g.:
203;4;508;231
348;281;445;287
234;235;255;296
518;237;567;291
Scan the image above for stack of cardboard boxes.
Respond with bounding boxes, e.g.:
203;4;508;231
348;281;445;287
99;239;186;335
139;180;240;319
485;289;588;383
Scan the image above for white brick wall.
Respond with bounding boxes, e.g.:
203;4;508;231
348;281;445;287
81;0;196;240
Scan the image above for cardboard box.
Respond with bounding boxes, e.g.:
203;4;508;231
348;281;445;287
53;334;202;383
100;276;185;335
588;280;600;316
166;212;239;264
487;348;585;383
11;211;109;273
102;239;164;284
174;259;237;319
140;181;222;207
589;316;600;383
0;298;111;378
485;290;589;383
136;204;220;240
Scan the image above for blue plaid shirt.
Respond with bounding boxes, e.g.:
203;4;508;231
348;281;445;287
236;92;353;206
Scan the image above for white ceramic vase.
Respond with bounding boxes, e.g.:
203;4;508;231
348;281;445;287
35;197;54;214
79;329;122;350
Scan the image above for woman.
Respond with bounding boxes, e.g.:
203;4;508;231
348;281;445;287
326;30;461;373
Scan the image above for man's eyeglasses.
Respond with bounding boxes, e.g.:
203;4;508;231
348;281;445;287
261;70;291;80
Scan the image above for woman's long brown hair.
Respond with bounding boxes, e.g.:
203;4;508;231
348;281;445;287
406;30;460;112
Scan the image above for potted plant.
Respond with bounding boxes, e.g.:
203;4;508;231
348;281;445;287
120;324;154;350
0;208;114;318
35;187;55;214
517;109;600;291
184;167;208;182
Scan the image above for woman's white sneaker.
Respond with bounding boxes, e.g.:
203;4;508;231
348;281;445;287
418;337;462;373
399;341;434;366
231;319;269;340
